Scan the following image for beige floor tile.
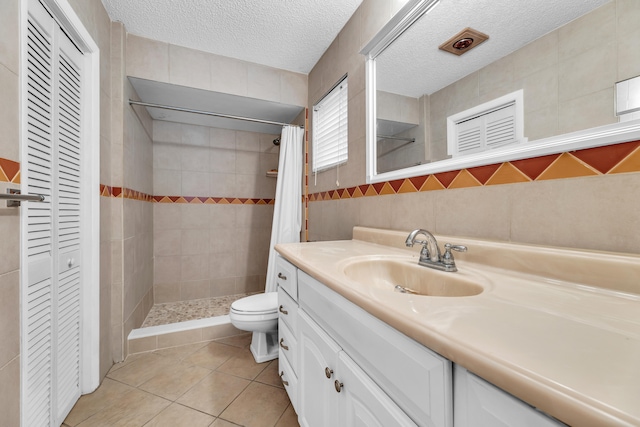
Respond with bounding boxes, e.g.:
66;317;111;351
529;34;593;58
185;341;244;370
275;404;300;427
216;333;252;348
153;341;210;361
216;347;270;380
75;388;170;427
107;353;146;374
145;403;215;426
219;382;290;427
211;419;241;426
139;362;212;401
177;371;250;416
107;353;175;387
64;378;137;426
254;360;283;388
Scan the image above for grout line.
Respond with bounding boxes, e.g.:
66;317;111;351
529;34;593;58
77;337;295;426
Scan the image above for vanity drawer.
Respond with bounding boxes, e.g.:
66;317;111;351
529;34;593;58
278;286;298;333
299;270;452;427
275;255;298;300
278;318;298;372
279;346;298;411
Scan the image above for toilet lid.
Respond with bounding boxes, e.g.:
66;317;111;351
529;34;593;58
231;292;278;314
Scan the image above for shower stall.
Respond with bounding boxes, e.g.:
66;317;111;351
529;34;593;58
118;77;306;358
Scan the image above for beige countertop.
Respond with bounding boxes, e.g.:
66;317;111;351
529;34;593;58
275;228;640;427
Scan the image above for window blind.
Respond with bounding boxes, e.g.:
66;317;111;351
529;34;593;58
313;77;348;172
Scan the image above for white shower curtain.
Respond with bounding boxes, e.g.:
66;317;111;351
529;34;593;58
265;125;304;293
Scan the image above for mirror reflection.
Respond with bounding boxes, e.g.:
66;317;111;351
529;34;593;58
371;0;629;178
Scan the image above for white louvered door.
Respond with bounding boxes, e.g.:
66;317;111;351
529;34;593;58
54;20;83;422
23;0;84;425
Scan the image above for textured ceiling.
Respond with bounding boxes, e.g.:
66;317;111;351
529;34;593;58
101;0;363;74
377;0;611;98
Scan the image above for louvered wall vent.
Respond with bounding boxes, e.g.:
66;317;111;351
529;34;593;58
447;90;526;157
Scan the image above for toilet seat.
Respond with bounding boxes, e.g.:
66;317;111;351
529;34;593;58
230;292;278;315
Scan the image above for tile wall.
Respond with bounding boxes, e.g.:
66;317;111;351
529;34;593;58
152;121;280;303
0;0;27;418
120;79;155;358
307;0;640;255
126;34;308;107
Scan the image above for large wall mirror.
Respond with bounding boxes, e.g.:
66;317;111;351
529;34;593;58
362;0;640;183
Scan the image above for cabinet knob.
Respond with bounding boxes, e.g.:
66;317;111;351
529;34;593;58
279;305;288;315
278;272;287;280
325;367;333;379
279;338;289;351
334;380;343;393
68;258;75;268
280;371;289;386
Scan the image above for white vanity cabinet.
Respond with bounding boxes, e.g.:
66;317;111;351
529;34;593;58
279;255;563;427
298;309;418;427
454;365;565;427
276;256;299;412
298;270;452;427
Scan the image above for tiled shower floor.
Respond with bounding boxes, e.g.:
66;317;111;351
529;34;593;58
141;293;256;328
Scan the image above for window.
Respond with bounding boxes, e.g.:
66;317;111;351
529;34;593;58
447;90;525;157
313;76;348;172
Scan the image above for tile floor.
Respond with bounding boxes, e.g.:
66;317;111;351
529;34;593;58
64;334;299;427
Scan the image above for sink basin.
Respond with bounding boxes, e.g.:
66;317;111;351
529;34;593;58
342;257;484;297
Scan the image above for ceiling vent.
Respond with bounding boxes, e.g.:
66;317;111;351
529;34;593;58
439;27;489;56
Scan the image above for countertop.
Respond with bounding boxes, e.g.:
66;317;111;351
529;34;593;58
275;231;640;427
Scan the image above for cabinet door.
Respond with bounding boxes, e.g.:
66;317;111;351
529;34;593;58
337;351;418;427
298;310;341;427
299;270;452;426
454;365;565;427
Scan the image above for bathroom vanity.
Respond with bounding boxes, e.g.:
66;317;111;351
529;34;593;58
275;227;640;427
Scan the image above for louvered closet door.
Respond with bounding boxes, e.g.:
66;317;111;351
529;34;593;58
54;20;83;422
24;0;84;425
25;3;55;425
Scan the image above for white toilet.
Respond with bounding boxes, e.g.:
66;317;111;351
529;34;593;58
229;292;279;363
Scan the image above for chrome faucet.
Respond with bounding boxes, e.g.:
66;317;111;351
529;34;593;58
405;229;467;272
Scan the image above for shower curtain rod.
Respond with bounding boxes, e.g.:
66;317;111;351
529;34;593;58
129;100;304;128
377;135;416;143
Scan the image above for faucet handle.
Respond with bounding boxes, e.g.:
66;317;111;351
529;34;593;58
442;243;467;266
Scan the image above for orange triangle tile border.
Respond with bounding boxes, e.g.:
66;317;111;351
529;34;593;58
409;175;429;191
421;176;446;191
388;179;405;193
510;154;560;181
485;163;531;186
571;141;640;174
378;182;396;195
448;170;482;189
434;171;460;188
397;179;418;194
467;164;501;185
537;153;599;181
364;185;378;197
92;139;640;207
0;158;20;183
609;145;640;175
